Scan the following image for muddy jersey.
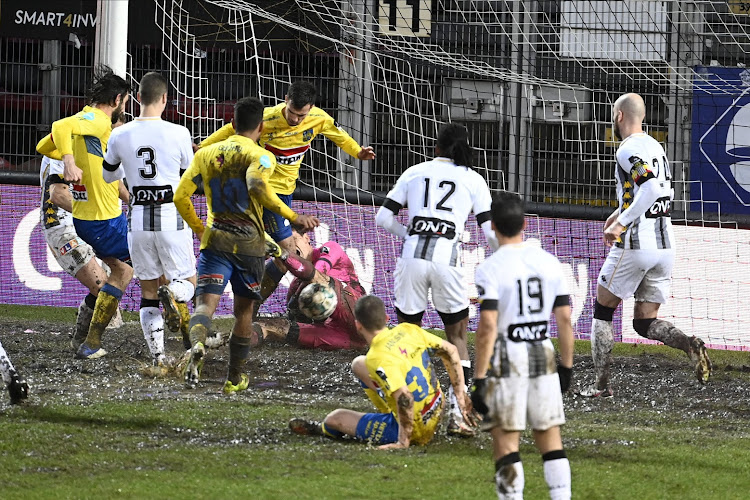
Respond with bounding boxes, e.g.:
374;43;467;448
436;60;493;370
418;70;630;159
103;117;193;231
383;157;493;266
200;103;362;195
614;133;675;250
366;324;444;445
175;134;297;257
475;239;570;379
39;156;73;236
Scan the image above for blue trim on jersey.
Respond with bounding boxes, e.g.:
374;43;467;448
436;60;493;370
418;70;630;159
84;135;103;158
196;248;263;300
73;214;129;261
263;193;294;242
355;412;399;445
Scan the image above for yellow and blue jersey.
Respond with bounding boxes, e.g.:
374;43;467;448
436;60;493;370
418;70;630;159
200;103;362;195
36;106;121;221
365;323;444;445
174;134;297;257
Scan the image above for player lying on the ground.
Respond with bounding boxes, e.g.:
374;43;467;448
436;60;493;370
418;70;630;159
289;295;475;449
375;122;499;438
174;97;318;394
254;227;367;350
39;155;125;349
471;191;573;500
102;72;197;367
0;339;29;405
36;65;134;360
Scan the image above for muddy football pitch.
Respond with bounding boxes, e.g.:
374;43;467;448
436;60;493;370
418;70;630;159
0;314;749;499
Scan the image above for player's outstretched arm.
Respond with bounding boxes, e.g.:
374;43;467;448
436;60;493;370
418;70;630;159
199;122;235;148
320;116;368;160
378;387;414;450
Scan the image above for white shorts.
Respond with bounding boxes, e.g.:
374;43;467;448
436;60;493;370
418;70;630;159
480;373;566;432
128;229;196;281
393;258;468;315
45;228;95;277
597;246;674;303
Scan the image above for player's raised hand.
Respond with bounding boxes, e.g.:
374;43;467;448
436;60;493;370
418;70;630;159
358;146;376;161
62;154;83;182
295;214;320;231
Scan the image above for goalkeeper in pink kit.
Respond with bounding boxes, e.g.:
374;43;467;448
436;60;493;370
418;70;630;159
256;227;367;350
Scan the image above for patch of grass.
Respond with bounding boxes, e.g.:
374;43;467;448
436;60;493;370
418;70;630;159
1;397;748;499
0;304;140;323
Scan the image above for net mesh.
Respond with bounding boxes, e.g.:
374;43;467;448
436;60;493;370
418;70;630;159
138;0;750;347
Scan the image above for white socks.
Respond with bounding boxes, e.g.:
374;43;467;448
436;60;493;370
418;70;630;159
544;457;572;500
0;341;16;385
495;461;524;500
140;307;165;359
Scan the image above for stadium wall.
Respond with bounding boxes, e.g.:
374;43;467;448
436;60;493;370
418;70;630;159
4;183;748;351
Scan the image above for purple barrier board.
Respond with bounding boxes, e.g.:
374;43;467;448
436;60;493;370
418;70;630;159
6;183;748;350
1;184;612;341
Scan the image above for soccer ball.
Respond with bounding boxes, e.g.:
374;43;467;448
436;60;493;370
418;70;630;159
297;283;338;322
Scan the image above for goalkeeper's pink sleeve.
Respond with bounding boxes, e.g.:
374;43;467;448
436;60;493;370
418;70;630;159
283;254;316;281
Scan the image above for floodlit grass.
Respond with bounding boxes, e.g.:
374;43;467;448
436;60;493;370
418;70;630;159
1;305;749;499
2;398;749;499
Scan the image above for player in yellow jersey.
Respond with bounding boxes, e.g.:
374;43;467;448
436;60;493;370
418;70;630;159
200;81;376;304
36;66;132;360
174;97;319;392
289;295;475;448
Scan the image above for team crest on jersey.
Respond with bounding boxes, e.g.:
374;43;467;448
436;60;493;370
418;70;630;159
259;154;272;169
302;128;313;141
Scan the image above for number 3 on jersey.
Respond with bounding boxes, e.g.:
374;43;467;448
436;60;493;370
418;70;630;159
422;178;456;211
137;147;157;179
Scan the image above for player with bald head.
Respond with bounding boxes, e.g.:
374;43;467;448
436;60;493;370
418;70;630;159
580;93;712;398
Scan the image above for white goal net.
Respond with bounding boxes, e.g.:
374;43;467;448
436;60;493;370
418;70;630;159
146;0;750;349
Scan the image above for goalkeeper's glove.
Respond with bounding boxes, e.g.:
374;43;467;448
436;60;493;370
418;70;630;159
470;378;489;416
557;364;573;394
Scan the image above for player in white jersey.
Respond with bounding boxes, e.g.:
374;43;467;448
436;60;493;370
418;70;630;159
375;122;499;437
40;155;125;349
102;72;197;367
580;93;712;398
471;191;573;500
